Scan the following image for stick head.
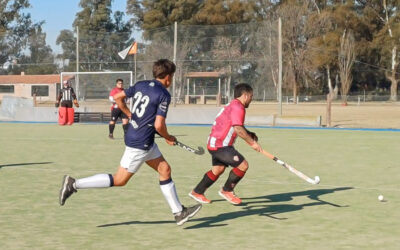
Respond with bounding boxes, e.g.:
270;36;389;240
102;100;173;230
314;176;320;184
196;146;205;155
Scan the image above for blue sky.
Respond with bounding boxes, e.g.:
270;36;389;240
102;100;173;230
27;0;131;53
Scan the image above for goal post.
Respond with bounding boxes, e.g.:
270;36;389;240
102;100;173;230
60;71;133;112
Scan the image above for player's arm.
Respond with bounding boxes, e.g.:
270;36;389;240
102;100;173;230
109;90;116;103
234;125;261;152
154;115;176;146
230;103;260;151
71;88;79;107
114;91;131;119
55;91;62;107
244;127;258;142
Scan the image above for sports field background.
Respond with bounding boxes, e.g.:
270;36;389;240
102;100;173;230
246;102;400;128
31;101;400;128
1;123;400;249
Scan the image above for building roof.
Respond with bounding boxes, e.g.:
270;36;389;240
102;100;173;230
0;74;72;84
185;72;225;78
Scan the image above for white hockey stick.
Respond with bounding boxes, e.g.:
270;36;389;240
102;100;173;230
261;149;320;185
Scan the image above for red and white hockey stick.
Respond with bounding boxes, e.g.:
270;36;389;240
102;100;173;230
261;149;320;185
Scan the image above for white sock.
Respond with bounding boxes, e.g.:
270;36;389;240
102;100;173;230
75;174;113;189
159;179;183;214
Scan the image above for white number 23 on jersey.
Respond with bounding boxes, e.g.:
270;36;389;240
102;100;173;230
131;92;150;118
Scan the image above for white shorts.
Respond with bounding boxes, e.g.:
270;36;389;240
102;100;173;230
120;143;162;173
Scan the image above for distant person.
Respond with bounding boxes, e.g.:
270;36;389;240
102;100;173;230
108;79;129;139
56;80;79;125
189;83;262;205
59;59;202;226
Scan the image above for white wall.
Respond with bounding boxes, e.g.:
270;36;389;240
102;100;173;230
0;83;57;101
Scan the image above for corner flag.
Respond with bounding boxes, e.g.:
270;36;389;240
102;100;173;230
118;42;137;59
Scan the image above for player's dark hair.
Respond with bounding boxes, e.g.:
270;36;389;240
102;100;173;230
234;83;253;98
116;79;123;84
153;59;176;79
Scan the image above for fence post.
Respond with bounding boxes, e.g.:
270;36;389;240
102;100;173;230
326;94;332;127
278;17;282;116
363;89;366;102
173;21;177;107
76;26;80;100
263;90;266;102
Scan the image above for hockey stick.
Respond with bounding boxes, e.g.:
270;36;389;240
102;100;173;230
175;141;205;155
261;149;320;185
154;132;204;155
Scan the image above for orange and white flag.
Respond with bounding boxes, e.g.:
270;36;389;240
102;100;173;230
118;42;137;59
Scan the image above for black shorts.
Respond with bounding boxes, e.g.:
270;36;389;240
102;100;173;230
208;146;245;168
111;108;128;121
60;100;73;108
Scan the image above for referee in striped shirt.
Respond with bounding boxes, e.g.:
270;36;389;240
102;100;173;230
56;80;79;108
56;80;79;125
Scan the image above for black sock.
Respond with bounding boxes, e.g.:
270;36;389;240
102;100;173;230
194;170;219;194
109;124;115;134
223;168;246;192
123;124;129;135
108;174;114;187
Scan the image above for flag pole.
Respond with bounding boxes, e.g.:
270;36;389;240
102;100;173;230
173;21;177;107
134;53;137;83
118;41;137;111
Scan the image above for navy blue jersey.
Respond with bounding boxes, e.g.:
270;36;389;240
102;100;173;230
124;80;171;150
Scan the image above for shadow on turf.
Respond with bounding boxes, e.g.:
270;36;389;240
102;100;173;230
96;187;352;229
98;220;174;227
0;161;53;169
184;187;353;229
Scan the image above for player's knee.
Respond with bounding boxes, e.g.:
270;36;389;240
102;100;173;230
158;162;171;178
238;160;249;172
212;166;225;176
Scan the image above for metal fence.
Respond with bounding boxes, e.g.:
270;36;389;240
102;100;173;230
252;94;397;104
136;21;280;104
2;21;398;107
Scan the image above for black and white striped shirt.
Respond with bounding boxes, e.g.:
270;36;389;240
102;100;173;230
58;87;77;102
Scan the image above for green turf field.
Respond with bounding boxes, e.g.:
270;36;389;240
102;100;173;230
1;123;400;249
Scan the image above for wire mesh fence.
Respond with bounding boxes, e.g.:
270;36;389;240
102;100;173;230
1;20;398;106
139;21;280;104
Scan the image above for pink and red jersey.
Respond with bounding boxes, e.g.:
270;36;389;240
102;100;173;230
207;99;245;150
109;87;124;110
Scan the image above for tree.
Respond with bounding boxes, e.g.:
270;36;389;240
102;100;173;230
127;0;200;30
276;0;312;104
57;0;133;72
338;30;355;105
127;0;263;101
192;0;263;99
305;2;366;125
0;0;46;74
194;0;260;24
56;30;76;72
367;0;400;101
17;24;57;74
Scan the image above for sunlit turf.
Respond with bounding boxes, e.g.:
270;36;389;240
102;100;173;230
1;123;400;249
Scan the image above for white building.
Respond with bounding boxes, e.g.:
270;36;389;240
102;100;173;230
0;73;65;101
